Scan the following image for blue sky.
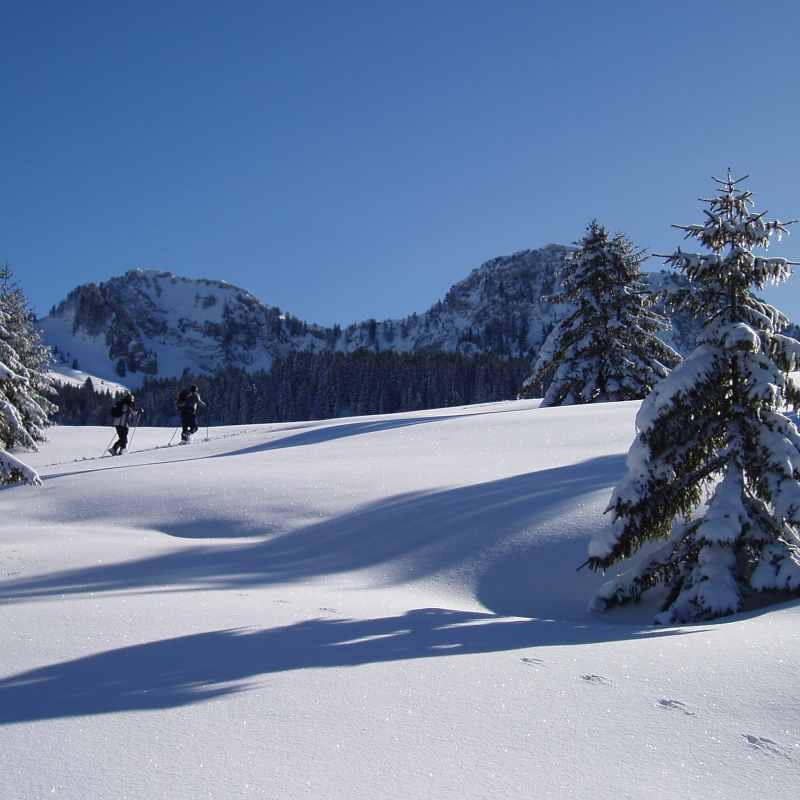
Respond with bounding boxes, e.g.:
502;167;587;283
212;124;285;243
3;0;800;327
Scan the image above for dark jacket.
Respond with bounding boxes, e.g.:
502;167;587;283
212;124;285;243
183;391;205;412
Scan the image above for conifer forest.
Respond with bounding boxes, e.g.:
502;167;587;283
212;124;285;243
53;349;532;427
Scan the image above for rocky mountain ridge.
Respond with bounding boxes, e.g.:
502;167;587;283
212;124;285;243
40;244;713;386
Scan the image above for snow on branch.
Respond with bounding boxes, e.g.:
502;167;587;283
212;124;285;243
0;449;41;486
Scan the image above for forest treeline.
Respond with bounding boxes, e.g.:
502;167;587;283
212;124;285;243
52;348;532;427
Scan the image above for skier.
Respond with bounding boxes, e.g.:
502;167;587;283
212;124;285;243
179;384;207;442
109;394;143;455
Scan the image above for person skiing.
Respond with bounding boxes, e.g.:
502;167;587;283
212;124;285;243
109;394;143;455
179;384;207;442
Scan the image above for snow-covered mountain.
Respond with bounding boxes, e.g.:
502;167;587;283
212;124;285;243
39;245;709;385
41;271;310;383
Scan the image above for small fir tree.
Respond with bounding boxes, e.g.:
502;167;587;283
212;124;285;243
525;221;678;406
588;174;800;624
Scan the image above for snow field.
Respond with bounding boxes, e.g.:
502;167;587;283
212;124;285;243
1;399;799;798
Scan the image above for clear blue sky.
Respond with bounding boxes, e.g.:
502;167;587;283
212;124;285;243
3;0;800;327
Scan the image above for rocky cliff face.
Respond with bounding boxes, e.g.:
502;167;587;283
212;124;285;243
40;247;711;385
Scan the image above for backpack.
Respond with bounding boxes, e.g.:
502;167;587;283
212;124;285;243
110;399;126;418
177;389;190;412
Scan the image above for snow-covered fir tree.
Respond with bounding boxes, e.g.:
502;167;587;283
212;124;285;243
0;264;56;485
524;221;678;406
0;333;41;485
588;174;800;624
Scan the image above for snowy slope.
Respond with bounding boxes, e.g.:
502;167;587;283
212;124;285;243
37;249;711;385
46;363;130;394
2;400;799;799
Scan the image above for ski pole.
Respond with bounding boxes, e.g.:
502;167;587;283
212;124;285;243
128;411;143;452
206;404;210;441
168;425;181;445
103;431;117;456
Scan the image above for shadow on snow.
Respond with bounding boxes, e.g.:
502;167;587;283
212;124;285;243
42;410;500;479
0;606;703;726
0;455;627;621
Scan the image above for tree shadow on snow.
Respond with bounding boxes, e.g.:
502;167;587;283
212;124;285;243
0;606;703;725
1;455;628;617
0;455;627;621
181;406;518;461
202;413;467;459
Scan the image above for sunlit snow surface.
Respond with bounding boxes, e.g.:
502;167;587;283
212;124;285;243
2;399;799;798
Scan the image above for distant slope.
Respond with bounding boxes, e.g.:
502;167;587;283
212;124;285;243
39;246;723;384
47;363;129;395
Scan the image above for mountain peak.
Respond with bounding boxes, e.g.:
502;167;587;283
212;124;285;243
40;245;703;385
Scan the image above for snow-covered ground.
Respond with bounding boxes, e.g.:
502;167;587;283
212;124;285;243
2;399;799;799
48;363;130;394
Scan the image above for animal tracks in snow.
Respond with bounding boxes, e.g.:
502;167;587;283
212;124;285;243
743;734;793;759
515;660;794;762
657;699;696;716
1;551;32;579
581;674;611;686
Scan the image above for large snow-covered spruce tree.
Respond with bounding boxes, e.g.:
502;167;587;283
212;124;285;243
524;220;678;406
0;264;55;485
588;174;800;624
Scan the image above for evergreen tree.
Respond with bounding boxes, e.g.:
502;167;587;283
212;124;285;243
0;266;54;485
525;221;678;406
588;174;800;624
0;330;39;483
0;264;57;452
